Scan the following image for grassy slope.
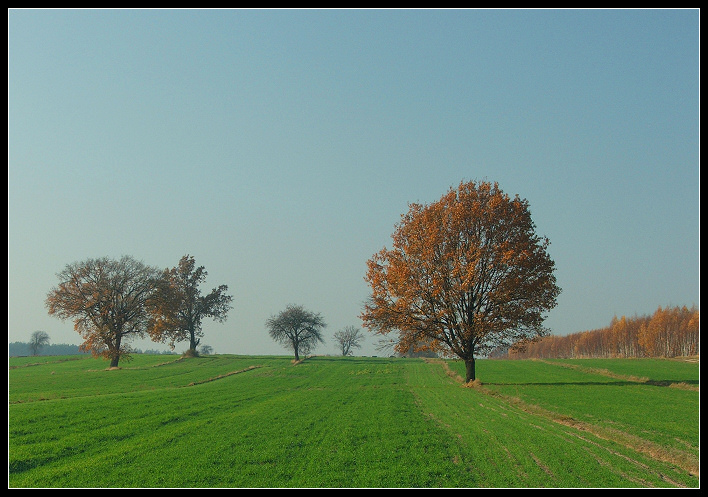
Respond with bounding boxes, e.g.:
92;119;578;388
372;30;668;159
8;355;699;488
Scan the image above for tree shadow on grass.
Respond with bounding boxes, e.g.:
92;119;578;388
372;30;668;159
483;379;699;387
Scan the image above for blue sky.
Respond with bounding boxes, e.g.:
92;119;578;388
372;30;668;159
8;9;699;357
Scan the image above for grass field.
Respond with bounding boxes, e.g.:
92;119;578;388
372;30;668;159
8;354;699;488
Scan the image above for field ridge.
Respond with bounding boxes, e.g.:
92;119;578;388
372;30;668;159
183;365;262;386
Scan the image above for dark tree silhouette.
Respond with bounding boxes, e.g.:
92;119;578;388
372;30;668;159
266;304;326;361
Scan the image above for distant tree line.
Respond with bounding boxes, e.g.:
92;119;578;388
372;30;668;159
8;341;178;357
9;342;87;357
499;305;699;359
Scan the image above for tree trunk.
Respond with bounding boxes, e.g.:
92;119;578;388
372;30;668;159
110;336;122;368
464;357;476;383
189;326;199;351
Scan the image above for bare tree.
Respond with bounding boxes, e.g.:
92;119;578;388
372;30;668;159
29;330;50;356
333;325;364;356
266;304;326;361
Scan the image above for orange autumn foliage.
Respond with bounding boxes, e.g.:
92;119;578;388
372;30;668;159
506;305;698;359
361;180;561;381
45;256;161;368
147;255;233;353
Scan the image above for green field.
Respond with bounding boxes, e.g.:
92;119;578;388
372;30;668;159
8;354;699;488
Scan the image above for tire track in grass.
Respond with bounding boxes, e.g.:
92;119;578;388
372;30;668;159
507;360;699;479
9;365;264;405
466;386;648;487
181;365;262;386
519;406;670;487
428;358;698;483
409;360;570;487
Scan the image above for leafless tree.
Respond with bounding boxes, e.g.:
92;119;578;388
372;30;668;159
333;325;364;356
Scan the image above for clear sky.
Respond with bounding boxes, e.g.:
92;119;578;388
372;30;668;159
8;9;700;357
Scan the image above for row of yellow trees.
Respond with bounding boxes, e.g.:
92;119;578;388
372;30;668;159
506;305;699;359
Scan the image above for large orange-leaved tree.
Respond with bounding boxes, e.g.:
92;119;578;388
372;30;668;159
45;255;161;368
361;180;561;382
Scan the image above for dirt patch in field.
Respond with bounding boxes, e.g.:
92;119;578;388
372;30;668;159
184;365;262;386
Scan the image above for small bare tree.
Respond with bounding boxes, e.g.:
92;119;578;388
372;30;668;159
333;325;364;356
29;330;50;356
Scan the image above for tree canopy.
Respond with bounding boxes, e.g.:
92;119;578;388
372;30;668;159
45;255;161;367
361;180;561;382
266;304;326;361
333;325;364;356
507;305;699;359
28;330;50;356
148;255;233;353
